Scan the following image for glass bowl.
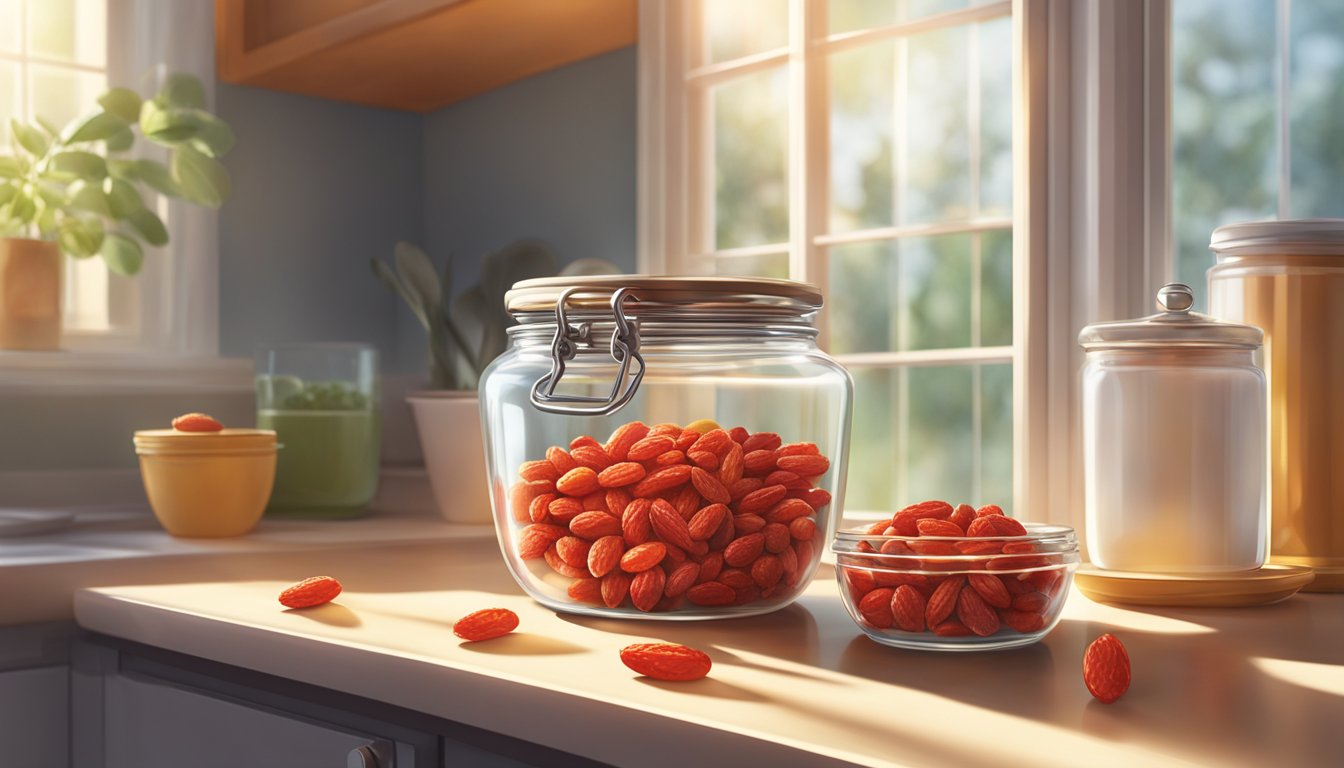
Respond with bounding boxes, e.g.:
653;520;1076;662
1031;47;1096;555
833;522;1079;651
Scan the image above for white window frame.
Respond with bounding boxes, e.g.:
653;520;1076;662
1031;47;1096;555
0;0;239;390
640;0;1171;538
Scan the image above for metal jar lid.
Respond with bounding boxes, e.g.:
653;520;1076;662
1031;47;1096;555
1078;283;1263;350
506;276;823;417
505;275;822;320
1210;218;1344;257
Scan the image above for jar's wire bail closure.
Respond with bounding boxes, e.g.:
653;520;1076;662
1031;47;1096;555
530;286;645;416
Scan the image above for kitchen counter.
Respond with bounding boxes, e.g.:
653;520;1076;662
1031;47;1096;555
74;540;1344;768
0;507;489;625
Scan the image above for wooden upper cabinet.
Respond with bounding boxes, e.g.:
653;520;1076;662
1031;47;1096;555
215;0;637;113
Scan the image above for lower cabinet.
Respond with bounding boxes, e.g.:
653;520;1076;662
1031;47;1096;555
0;666;69;768
102;671;396;768
74;634;609;768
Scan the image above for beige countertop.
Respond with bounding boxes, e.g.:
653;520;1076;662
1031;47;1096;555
73;539;1344;768
0;507;489;625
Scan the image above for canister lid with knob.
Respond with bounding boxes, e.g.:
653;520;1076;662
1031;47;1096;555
1077;282;1263;350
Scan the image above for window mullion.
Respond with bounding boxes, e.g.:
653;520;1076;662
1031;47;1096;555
788;0;827;342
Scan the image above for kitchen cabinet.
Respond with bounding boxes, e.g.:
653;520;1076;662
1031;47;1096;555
215;0;637;112
75;634;606;768
0;667;69;767
0;623;71;768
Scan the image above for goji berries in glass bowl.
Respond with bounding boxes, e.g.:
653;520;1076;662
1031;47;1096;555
479;277;852;620
833;503;1079;651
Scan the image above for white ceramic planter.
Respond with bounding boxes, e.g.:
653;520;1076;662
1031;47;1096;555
406;390;491;524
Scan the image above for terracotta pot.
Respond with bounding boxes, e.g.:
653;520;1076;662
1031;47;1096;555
406;390;491;524
0;238;61;350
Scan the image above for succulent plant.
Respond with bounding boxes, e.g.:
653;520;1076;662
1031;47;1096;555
0;73;232;275
372;240;620;390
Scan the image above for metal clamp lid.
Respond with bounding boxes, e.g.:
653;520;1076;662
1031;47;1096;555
1078;282;1263;350
529;287;646;416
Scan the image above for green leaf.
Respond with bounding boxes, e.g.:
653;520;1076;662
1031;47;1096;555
169;145;229;208
103;177;144;218
127;208;168;247
394;241;443;317
187;112;234;158
0;183;16;207
133;159;179;197
0;156;25;179
4;187;36;225
98;87;142;122
48;151;108;180
105;126;134;152
12;120;50;156
140;102;235;157
58;217;105;258
156;74;206;109
107;159;138;180
67;180;112;216
34;116;60;137
64;112;129;145
100;232;144;276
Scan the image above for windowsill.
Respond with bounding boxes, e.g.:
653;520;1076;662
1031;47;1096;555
0;350;254;394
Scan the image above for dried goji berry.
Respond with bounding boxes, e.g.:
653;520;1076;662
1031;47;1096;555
278;576;342;608
620;642;711;681
452;608;519;642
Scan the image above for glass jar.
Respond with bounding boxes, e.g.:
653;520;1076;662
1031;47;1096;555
480;276;853;619
1079;283;1266;572
255;343;381;519
1209;219;1344;590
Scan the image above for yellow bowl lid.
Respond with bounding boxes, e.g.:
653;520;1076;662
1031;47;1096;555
134;428;277;455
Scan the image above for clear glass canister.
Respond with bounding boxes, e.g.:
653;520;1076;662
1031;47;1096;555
1209;219;1344;590
479;276;854;619
1079;283;1266;572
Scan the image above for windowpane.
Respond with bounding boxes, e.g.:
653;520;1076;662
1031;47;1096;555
29;64;105;133
714;251;789;279
827;235;973;355
828;25;972;233
846;363;1011;514
704;0;788;64
713;67;789;250
1290;0;1344;219
828;0;996;36
979;228;1011;346
29;0;106;66
0;0;20;53
979;362;1013;511
64;256;111;331
0;60;20;142
1171;0;1278;300
978;16;1012;217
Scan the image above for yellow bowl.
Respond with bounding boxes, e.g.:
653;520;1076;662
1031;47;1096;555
134;429;277;537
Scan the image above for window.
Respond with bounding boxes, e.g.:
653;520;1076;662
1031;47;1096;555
0;0;220;359
641;0;1015;514
0;0;115;337
1172;0;1344;302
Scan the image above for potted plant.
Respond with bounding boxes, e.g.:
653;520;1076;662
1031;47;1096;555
0;73;232;350
373;241;618;523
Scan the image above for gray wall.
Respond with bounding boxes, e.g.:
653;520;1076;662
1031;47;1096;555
217;84;425;372
217;46;638;379
422;45;638;306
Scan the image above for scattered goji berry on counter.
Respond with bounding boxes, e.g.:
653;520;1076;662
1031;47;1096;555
1083;633;1131;703
619;642;712;681
278;576;342;609
453;608;520;642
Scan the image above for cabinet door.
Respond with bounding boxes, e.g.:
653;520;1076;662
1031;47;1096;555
0;666;69;768
104;672;389;768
